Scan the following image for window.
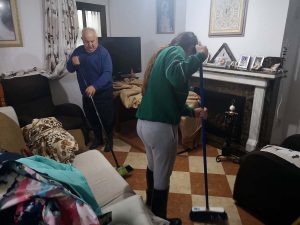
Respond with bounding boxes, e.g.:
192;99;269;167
76;2;107;45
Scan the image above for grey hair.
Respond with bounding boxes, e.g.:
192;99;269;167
81;27;97;37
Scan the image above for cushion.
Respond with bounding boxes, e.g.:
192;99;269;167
0;112;26;153
22;117;79;163
73;150;134;207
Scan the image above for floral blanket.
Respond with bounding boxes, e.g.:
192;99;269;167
22;117;78;163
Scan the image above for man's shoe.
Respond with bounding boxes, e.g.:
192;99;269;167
89;139;102;150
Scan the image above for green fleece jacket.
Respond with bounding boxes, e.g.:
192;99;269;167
136;46;206;125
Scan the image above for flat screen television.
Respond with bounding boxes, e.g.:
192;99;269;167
98;37;141;79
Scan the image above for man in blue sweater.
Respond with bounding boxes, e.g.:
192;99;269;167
67;27;114;151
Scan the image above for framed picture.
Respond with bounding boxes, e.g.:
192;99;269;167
0;0;23;47
238;55;251;70
208;43;236;68
209;0;248;36
250;56;264;70
156;0;174;34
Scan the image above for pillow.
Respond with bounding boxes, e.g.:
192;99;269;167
22;117;79;163
0;112;26;153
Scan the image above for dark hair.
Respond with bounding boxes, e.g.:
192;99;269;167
169;32;198;54
142;32;198;95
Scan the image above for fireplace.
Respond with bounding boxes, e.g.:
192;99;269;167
193;80;252;150
190;67;283;151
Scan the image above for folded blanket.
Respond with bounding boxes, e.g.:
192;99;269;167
119;86;142;109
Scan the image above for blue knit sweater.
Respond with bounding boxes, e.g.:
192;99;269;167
67;45;113;96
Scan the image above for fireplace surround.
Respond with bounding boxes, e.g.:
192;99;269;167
191;67;284;152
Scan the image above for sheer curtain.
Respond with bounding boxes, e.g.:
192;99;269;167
44;0;79;78
76;10;102;47
86;11;102;37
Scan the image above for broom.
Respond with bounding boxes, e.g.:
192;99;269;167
78;66;133;177
189;64;228;222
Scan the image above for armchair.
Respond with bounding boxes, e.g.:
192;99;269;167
233;135;300;225
1;74;89;143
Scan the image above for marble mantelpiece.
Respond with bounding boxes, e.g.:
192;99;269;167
192;67;284;152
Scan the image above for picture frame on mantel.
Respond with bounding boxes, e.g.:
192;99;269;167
156;0;175;34
207;43;236;68
0;0;23;47
209;0;248;36
237;55;251;70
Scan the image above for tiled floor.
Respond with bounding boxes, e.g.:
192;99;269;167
97;120;264;225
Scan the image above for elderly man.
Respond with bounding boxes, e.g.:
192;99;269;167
67;27;114;151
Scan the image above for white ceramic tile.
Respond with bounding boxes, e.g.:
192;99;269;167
112;138;132;152
170;171;191;194
124;152;148;169
189;156;225;174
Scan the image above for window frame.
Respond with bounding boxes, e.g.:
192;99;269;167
76;1;107;37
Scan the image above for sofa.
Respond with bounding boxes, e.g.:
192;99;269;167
0;106;168;225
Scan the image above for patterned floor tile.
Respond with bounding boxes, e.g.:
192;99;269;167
189;156;225;174
168;193;193;225
222;160;240;175
110;121;264;225
170;171;191;194
226;175;236;194
173;155;190;172
111;138;132;152
124;152;148;169
190;173;232;197
125;169;147;190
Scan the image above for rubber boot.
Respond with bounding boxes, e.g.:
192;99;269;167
152;188;182;225
146;168;154;207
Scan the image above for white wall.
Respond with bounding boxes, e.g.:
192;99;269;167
109;0;187;77
185;0;289;59
0;0;44;72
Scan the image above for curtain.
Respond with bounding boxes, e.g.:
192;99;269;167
45;0;78;78
86;11;102;37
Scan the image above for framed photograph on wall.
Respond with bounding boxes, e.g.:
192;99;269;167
250;56;264;70
238;55;251;70
156;0;174;34
209;0;248;36
0;0;23;47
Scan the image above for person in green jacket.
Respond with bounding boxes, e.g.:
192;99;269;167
136;32;208;225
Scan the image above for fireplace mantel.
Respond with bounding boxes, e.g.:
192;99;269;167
192;67;284;152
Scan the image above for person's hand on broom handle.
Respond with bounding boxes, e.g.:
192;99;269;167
195;44;208;59
85;86;96;97
194;107;208;119
72;55;96;97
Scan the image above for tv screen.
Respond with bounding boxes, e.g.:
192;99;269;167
98;37;141;78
